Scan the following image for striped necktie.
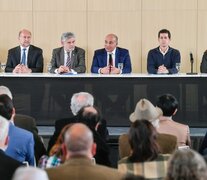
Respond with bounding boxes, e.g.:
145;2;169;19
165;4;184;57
66;52;72;68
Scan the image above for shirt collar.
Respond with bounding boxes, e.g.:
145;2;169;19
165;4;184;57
159;46;169;55
107;48;116;55
20;46;29;51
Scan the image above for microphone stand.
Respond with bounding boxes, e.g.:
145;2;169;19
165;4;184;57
186;54;197;75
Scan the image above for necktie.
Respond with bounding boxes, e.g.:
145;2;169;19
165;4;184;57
21;48;26;65
109;53;113;66
66;52;72;68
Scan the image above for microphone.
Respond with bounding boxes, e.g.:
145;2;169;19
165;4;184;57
190;52;194;63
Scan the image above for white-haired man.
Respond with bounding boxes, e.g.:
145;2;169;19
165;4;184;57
0;115;23;180
46;123;123;180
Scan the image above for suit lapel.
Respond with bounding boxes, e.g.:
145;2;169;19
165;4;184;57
103;50;107;67
71;47;77;68
27;45;33;66
115;48;120;67
60;47;65;66
16;46;21;64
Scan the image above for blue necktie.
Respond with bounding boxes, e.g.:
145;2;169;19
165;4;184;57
21;48;26;65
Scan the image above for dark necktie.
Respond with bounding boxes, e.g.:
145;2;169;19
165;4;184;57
21;48;26;65
109;53;113;66
66;52;72;68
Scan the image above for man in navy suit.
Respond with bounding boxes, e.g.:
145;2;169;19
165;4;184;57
91;33;132;74
0;94;35;166
5;29;43;73
0;115;23;180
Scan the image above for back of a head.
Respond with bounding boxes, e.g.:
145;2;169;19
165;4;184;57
0;94;14;120
12;167;49;180
0;85;13;99
64;123;94;157
77;106;100;130
128;119;159;162
156;94;178;116
166;149;207;180
70;92;94;116
0;115;9;146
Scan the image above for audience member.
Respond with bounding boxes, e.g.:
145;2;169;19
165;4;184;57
48;92;108;152
91;33;131;74
0;85;46;162
199;131;207;155
147;29;180;74
38;124;72;168
46;123;123;180
0;94;35;165
0;115;23;180
50;32;85;74
12;167;49;180
77;106;111;166
166;149;207;180
156;94;191;147
118;120;169;179
119;98;177;159
5;29;43;73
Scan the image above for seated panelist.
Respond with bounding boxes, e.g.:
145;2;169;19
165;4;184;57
5;29;43;73
91;33;132;74
147;29;180;74
50;32;86;74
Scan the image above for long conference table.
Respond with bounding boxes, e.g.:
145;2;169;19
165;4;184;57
0;73;207;127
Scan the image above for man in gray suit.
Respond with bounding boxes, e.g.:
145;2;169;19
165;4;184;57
46;123;123;180
50;32;86;74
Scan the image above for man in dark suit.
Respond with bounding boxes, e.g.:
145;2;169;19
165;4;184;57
46;123;123;180
0;115;23;180
0;94;35;166
50;32;85;74
47;92;104;152
91;33;132;74
5;29;43;73
0;85;46;162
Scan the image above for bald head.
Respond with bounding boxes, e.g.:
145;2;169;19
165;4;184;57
64;123;94;158
105;33;118;52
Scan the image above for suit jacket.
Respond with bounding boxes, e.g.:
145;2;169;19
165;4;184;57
50;46;86;73
5;45;44;72
14;114;46;162
157;116;191;147
48;117;110;166
199;131;207;155
91;47;132;74
0;150;23;180
5;123;35;165
46;156;123;180
200;51;207;73
119;133;177;159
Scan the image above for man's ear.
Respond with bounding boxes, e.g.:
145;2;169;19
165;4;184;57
91;143;97;156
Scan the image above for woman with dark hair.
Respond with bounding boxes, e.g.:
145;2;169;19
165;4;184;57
118;119;170;179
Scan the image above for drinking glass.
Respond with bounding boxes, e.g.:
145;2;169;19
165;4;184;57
118;63;123;70
47;63;52;73
1;63;6;72
176;63;180;74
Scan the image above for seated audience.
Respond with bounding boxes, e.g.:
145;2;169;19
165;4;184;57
12;167;49;180
0;94;35;165
0;115;23;180
48;92;108;152
156;94;191;147
118;120;169;179
119;98;177;159
0;85;46;162
199;131;207;155
46;123;123;180
77;106;111;166
38;124;72;168
166;149;207;180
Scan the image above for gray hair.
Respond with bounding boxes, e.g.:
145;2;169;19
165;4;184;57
70;92;94;115
64;123;93;156
12;167;49;180
0;86;13;99
166;149;207;180
61;32;76;42
0;115;9;144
